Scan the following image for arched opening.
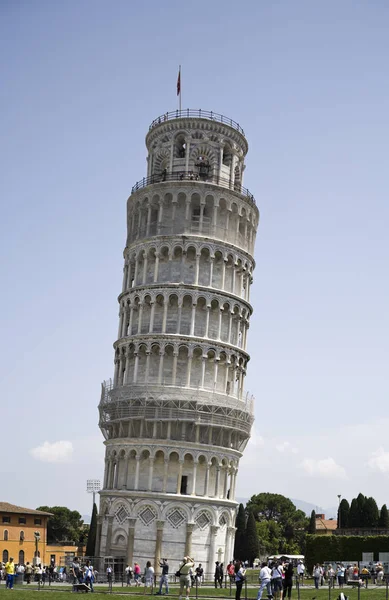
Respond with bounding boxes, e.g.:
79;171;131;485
3;530;8;541
176;345;189;386
171;246;183;283
208;299;220;340
175;134;186;158
163;345;174;385
166;294;179;334
183;246;196;285
198;248;211;287
190;347;203;388
153;450;165;493
166;452;180;493
181;294;193;336
153;294;164;333
2;550;8;563
19;550;25;565
194;297;207;338
138;450;151;492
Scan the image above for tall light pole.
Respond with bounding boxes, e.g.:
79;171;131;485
87;479;101;508
337;494;342;529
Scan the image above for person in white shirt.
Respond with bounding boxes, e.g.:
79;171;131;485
257;562;272;600
313;564;323;589
144;561;155;591
271;563;283;600
297;561;305;584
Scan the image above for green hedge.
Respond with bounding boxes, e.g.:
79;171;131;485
306;535;389;571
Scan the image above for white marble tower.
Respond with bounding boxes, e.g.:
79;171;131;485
97;109;259;573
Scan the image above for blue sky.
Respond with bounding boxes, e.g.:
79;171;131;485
1;0;389;516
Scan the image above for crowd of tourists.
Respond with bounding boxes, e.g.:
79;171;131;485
311;562;386;589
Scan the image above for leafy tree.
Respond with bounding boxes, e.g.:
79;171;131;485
37;506;84;544
256;520;283;556
246;493;308;554
338;499;350;528
356;493;366;527
364;497;379;528
234;504;246;560
85;503;98;557
349;498;359;527
379;505;389;528
308;510;316;534
246;511;259;565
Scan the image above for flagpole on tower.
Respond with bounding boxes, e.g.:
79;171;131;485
177;65;181;113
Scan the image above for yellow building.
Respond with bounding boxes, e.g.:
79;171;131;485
0;502;84;565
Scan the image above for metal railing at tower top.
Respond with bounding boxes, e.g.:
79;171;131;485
131;171;256;205
148;109;246;136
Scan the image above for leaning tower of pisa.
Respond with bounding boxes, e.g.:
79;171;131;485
96;109;259;573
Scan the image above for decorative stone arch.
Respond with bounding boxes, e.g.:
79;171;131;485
164;503;191;529
193;507;217;529
113;528;128;546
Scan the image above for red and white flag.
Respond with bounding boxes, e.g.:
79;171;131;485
177;67;181;96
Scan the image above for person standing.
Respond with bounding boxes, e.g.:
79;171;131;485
313;564;323;590
145;561;155;592
297;561;305;585
84;561;95;593
235;561;246;600
195;564;203;587
106;565;113;584
134;562;141;586
125;564;133;586
215;562;223;588
156;558;169;595
5;557;15;589
25;562;33;584
257;561;272;600
271;562;283;600
177;556;195;600
337;564;345;588
283;562;294;600
227;561;235;583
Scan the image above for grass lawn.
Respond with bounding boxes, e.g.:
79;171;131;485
1;585;389;600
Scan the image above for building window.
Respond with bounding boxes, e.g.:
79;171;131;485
34;518;42;525
4;530;8;541
19;517;26;524
2;517;10;524
19;550;24;564
2;549;8;563
20;530;25;541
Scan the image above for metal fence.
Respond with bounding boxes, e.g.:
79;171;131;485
148;110;246;137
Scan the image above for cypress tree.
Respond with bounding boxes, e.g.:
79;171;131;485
356;493;366;527
308;510;316;534
349;498;359;527
86;503;98;557
246;510;259;566
234;503;246;560
338;499;350;529
379;505;389;528
364;497;379;528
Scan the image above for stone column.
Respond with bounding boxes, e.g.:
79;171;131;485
199;203;205;234
185;523;195;556
190;303;196;336
154;253;160;282
113;359;120;386
225;526;236;564
208;525;219;570
155;521;165;568
177;301;183;334
133;255;139;286
128;304;134;336
134;456;140;491
200;356;206;388
162;459;169;492
158;351;164;384
223;467;229;499
204;462;210;496
185;140;190;172
221;260;227;290
148;456;154;491
137;302;144;334
194;253;201;285
191;460;197;495
114;460;119;489
118;308;124;339
186;351;193;387
215;466;221;498
124;350;130;384
209;255;214;286
133;352;139;383
232;263;236;294
126;518;137;566
142;251;148;285
149;301;155;333
95;516;103;557
123;454;130;489
122;265;128;293
146;204;152;237
176;460;183;494
105;515;114;555
172;349;178;385
157;199;164;234
218;308;223;340
162;296;168;333
204;305;210;338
